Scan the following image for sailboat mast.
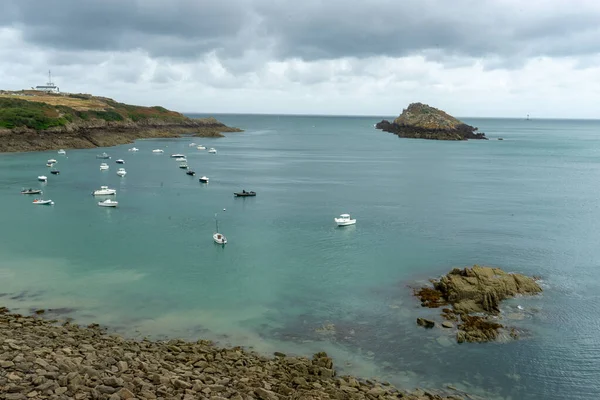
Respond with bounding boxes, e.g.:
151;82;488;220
215;213;218;232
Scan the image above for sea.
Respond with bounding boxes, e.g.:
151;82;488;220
1;115;600;399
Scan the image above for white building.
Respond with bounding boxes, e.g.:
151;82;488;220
34;70;60;93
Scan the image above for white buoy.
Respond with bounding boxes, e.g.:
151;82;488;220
223;208;226;211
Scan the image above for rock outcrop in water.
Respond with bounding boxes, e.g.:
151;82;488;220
0;307;466;400
375;103;486;141
414;265;542;343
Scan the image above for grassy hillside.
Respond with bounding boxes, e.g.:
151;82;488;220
0;92;190;130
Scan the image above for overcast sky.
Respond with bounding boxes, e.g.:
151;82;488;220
1;0;600;118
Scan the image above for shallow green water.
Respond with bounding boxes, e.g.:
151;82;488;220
1;115;600;399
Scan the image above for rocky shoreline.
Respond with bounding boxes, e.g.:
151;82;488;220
0;118;242;153
0;307;468;400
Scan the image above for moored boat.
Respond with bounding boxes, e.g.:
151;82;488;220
96;152;111;159
196;145;206;150
92;186;116;196
170;154;185;158
128;147;139;152
234;190;256;197
98;199;118;207
175;157;187;162
208;148;217;154
152;149;164;153
199;176;209;183
116;168;127;177
100;163;109;170
213;214;227;245
116;159;125;164
38;175;47;182
47;159;57;164
33;199;54;205
186;170;196;176
57;149;66;155
334;213;356;226
179;162;188;169
21;188;42;195
189;143;197;147
50;169;60;175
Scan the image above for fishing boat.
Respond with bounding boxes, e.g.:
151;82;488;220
208;148;217;154
334;213;356;226
98;199;118;208
92;186;116;196
186;170;196;176
115;159;125;164
96;152;111;159
57;149;66;155
38;175;47;182
50;169;60;175
116;168;127;177
100;163;109;170
33;199;54;205
21;188;42;195
234;190;256;197
213;214;227;245
199;176;209;183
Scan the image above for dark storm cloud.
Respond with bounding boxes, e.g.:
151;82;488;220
2;0;600;63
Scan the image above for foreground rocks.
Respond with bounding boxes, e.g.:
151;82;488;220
414;265;542;343
375;103;486;141
0;308;464;400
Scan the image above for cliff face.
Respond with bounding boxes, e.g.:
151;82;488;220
0;92;242;152
375;103;486;141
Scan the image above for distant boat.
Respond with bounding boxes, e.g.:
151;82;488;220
47;159;57;164
197;145;206;150
128;147;139;152
57;149;66;155
199;176;209;183
170;154;185;158
21;188;42;195
186;170;196;176
208;148;217;154
116;168;127;177
115;159;125;164
526;114;530;121
96;152;111;159
38;175;47;182
33;199;54;205
92;186;116;196
175;157;187;162
213;214;227;245
152;149;164;153
334;213;356;226
234;190;256;197
100;163;109;170
189;143;197;147
179;162;188;169
98;199;118;208
46;163;53;167
50;169;60;175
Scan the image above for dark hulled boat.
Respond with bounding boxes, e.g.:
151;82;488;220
234;190;256;197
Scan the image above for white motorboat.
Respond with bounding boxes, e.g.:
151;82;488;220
179;162;188;169
175;157;187;162
92;186;116;196
199;176;209;183
96;152;111;159
33;199;54;205
208;148;217;154
189;143;197;147
152;149;164;153
170;154;185;158
98;199;118;207
196;145;206;150
38;175;47;182
46;163;53;167
57;149;66;155
213;214;227;245
100;163;109;170
116;168;127;177
115;159;125;164
334;214;356;226
47;159;57;164
128;147;139;152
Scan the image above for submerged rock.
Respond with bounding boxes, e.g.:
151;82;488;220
416;318;435;329
413;265;542;343
375;103;487;141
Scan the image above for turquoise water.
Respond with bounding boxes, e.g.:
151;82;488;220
1;115;600;399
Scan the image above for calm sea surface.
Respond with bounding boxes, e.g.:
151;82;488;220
1;115;600;399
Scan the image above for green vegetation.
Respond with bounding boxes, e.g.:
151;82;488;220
0;94;190;131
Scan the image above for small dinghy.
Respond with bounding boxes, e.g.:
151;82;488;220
33;199;54;205
57;149;66;155
196;145;206;150
116;168;127;177
199;176;209;183
152;149;164;153
208;148;217;154
128;147;139;152
234;190;256;197
179;162;188;169
47;159;57;164
334;213;356;226
50;169;60;175
98;199;118;208
21;188;42;195
186;170;196;176
38;175;47;182
116;159;125;164
100;163;109;170
170;154;185;158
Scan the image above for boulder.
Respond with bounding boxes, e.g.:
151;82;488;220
416;318;435;329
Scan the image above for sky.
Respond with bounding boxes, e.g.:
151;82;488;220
1;0;600;118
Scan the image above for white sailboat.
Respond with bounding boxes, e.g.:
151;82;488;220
213;214;227;245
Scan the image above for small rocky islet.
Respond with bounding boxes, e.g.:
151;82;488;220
375;103;487;141
413;265;542;343
0;307;465;400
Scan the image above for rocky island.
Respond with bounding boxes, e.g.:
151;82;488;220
0;307;466;400
414;265;542;343
375;103;486;141
0;91;242;153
